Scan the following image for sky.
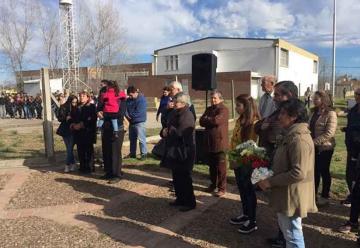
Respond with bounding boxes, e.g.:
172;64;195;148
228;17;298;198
1;0;360;83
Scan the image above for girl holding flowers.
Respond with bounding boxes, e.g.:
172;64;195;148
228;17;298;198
229;94;261;234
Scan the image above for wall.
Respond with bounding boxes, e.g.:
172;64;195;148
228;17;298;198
278;50;318;96
128;71;251;99
155;38;276;76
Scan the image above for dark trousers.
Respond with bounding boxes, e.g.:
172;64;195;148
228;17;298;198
350;180;360;223
314;149;334;198
234;167;257;222
172;166;196;207
102;129;125;178
208;152;227;192
346;153;359;199
77;141;94;172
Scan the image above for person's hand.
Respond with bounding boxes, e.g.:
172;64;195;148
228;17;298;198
161;128;168;137
66;116;71;121
97;111;103;119
257;179;271;191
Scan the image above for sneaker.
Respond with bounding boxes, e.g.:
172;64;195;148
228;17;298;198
229;215;249;225
340;198;351;207
64;165;70;173
237;220;258;234
70;164;76;172
338;221;359;233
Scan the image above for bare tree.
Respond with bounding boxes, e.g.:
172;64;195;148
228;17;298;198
78;0;127;79
37;4;61;78
0;0;37;90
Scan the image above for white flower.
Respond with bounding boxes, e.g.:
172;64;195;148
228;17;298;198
251;167;274;185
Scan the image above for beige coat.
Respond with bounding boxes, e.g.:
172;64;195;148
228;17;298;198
268;123;318;218
309;110;337;151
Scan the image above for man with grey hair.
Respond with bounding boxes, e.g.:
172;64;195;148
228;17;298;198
200;90;229;197
258;75;277;119
165;81;196;122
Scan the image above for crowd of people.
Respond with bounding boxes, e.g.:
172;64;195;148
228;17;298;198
0;92;43;119
154;77;360;248
3;76;360;247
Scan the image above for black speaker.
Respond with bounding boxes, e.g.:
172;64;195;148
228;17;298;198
192;53;217;91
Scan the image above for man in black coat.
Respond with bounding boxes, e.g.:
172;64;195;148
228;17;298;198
100;95;126;183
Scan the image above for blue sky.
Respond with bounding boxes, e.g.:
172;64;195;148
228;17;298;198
1;0;360;83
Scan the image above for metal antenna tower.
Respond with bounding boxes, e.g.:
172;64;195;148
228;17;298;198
59;0;88;92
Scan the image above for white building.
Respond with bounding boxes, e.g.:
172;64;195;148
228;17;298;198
153;37;319;98
24;78;63;96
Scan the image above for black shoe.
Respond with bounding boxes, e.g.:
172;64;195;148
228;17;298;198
108;177;121;184
169;200;183;207
99;174;113;180
124;154;136;159
237;220;258;234
266;237;286;248
229;215;249;225
179;205;196;212
139;154;147;161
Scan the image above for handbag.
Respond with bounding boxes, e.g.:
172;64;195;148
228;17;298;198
165;137;189;162
152;138;166;159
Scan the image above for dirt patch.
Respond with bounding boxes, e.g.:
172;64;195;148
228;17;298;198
6;170;140;209
0;174;13;190
0;216;126;247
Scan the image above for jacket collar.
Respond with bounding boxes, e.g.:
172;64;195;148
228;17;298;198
277;123;310;145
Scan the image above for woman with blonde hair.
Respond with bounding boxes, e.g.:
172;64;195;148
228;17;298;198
309;90;337;206
229;94;261;234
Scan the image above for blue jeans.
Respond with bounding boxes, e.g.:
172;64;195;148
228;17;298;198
111;119;119;132
63;135;75;165
129;122;147;156
23;105;31;119
0;104;5;118
277;213;305;248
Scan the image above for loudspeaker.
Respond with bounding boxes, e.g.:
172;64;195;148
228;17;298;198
192;53;217;91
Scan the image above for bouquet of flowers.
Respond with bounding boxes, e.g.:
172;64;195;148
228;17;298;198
228;140;273;184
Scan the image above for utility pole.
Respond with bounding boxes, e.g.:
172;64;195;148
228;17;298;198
331;0;337;97
41;68;55;162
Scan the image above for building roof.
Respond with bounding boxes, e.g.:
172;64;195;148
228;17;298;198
154;36;318;61
154;36;275;53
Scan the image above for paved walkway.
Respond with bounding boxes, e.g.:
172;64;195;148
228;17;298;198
0;165;240;247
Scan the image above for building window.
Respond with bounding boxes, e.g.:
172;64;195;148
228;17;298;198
280;48;289;68
175;55;178;70
313;60;318;73
165;55;179;71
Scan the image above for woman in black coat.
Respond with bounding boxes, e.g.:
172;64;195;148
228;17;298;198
57;95;78;173
161;92;196;212
71;91;97;174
